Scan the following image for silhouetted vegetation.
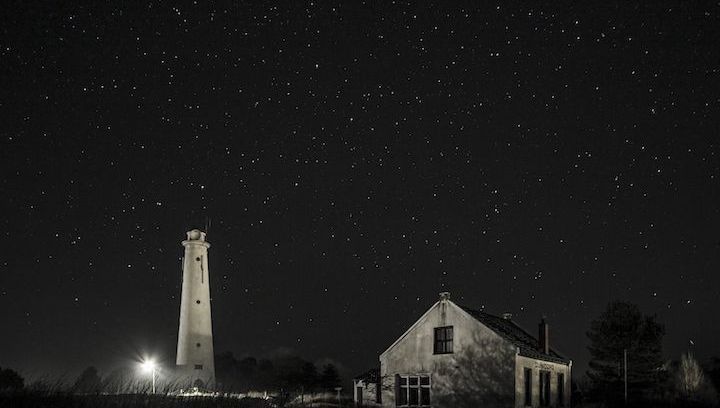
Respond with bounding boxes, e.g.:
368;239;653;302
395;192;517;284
0;354;350;408
71;366;103;394
0;393;273;408
707;358;720;396
215;352;340;396
671;353;718;407
0;363;274;408
586;301;667;406
102;366;140;394
0;366;24;391
318;364;341;391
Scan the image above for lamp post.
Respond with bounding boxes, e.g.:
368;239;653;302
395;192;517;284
623;349;627;405
141;359;157;394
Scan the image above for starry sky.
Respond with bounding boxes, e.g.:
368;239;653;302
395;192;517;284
1;1;719;381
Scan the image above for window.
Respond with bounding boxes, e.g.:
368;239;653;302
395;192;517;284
409;377;419;405
199;255;205;283
433;326;453;354
194;364;203;370
557;373;565;406
524;368;532;406
396;375;430;407
196;343;201;348
397;377;407;405
419;377;430;406
539;370;551;406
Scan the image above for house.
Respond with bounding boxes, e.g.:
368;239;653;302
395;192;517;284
354;292;571;407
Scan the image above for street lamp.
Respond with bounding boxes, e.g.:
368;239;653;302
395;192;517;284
140;359;157;394
334;387;342;406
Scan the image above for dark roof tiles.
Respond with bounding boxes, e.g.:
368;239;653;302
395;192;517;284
354;367;380;382
461;306;571;365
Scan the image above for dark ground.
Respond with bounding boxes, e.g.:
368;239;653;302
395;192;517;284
0;393;273;408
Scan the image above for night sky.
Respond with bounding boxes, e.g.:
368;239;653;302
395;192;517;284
1;1;719;381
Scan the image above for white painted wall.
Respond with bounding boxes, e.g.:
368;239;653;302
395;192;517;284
176;229;215;386
379;298;513;406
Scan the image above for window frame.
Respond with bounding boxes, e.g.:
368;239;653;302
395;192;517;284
557;372;565;406
539;370;551;407
433;326;454;355
524;368;532;406
396;374;431;407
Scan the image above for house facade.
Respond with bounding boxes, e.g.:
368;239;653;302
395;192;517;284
355;292;571;407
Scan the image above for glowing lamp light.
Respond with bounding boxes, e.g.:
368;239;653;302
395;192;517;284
139;358;158;394
140;359;156;373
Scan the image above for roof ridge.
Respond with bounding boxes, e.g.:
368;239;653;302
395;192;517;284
459;305;570;365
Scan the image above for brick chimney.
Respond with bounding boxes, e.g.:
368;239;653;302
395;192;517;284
538;317;550;354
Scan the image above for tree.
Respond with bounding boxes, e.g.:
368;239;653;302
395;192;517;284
237;356;258;390
586;301;667;405
675;353;718;406
677;353;704;398
256;359;276;389
319;364;341;391
705;357;720;397
215;351;240;391
0;366;24;391
72;366;102;394
300;361;318;392
275;356;311;391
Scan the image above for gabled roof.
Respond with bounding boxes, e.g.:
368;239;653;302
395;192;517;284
460;306;571;365
380;300;443;358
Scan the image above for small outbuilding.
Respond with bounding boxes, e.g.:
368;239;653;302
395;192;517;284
353;368;381;407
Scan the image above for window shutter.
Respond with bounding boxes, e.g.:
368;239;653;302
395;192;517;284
377;377;382;403
394;374;400;404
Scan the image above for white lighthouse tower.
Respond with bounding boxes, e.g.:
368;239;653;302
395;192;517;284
176;229;215;387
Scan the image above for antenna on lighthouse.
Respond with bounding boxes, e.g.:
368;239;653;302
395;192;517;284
205;217;211;236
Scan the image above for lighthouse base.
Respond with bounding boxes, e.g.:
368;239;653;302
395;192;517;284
172;365;215;391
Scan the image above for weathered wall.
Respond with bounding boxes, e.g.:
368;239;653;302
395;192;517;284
379;299;515;407
514;355;571;408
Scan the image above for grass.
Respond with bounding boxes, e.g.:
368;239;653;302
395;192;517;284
0;391;275;408
0;383;356;408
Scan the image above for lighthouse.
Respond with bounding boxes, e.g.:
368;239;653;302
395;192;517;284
176;229;215;387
